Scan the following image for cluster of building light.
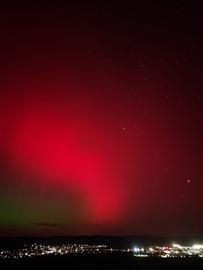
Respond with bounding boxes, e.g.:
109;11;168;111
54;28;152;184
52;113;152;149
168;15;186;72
0;243;203;259
0;244;123;259
133;244;203;258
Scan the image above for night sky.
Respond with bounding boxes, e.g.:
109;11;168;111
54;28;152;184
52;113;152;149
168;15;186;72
0;2;202;237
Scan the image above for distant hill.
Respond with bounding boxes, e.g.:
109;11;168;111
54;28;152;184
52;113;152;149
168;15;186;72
0;235;203;250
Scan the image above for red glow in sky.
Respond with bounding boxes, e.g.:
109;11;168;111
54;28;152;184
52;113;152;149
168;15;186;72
0;95;127;225
0;2;202;236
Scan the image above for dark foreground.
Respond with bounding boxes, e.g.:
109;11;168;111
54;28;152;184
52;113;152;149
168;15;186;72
1;254;203;269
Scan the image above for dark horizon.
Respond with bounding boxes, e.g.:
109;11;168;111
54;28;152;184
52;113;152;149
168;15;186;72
2;233;203;240
1;234;203;249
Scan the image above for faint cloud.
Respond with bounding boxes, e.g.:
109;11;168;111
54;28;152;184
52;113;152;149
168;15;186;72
32;222;63;228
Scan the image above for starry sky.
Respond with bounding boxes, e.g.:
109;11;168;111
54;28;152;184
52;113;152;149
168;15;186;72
0;1;202;236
